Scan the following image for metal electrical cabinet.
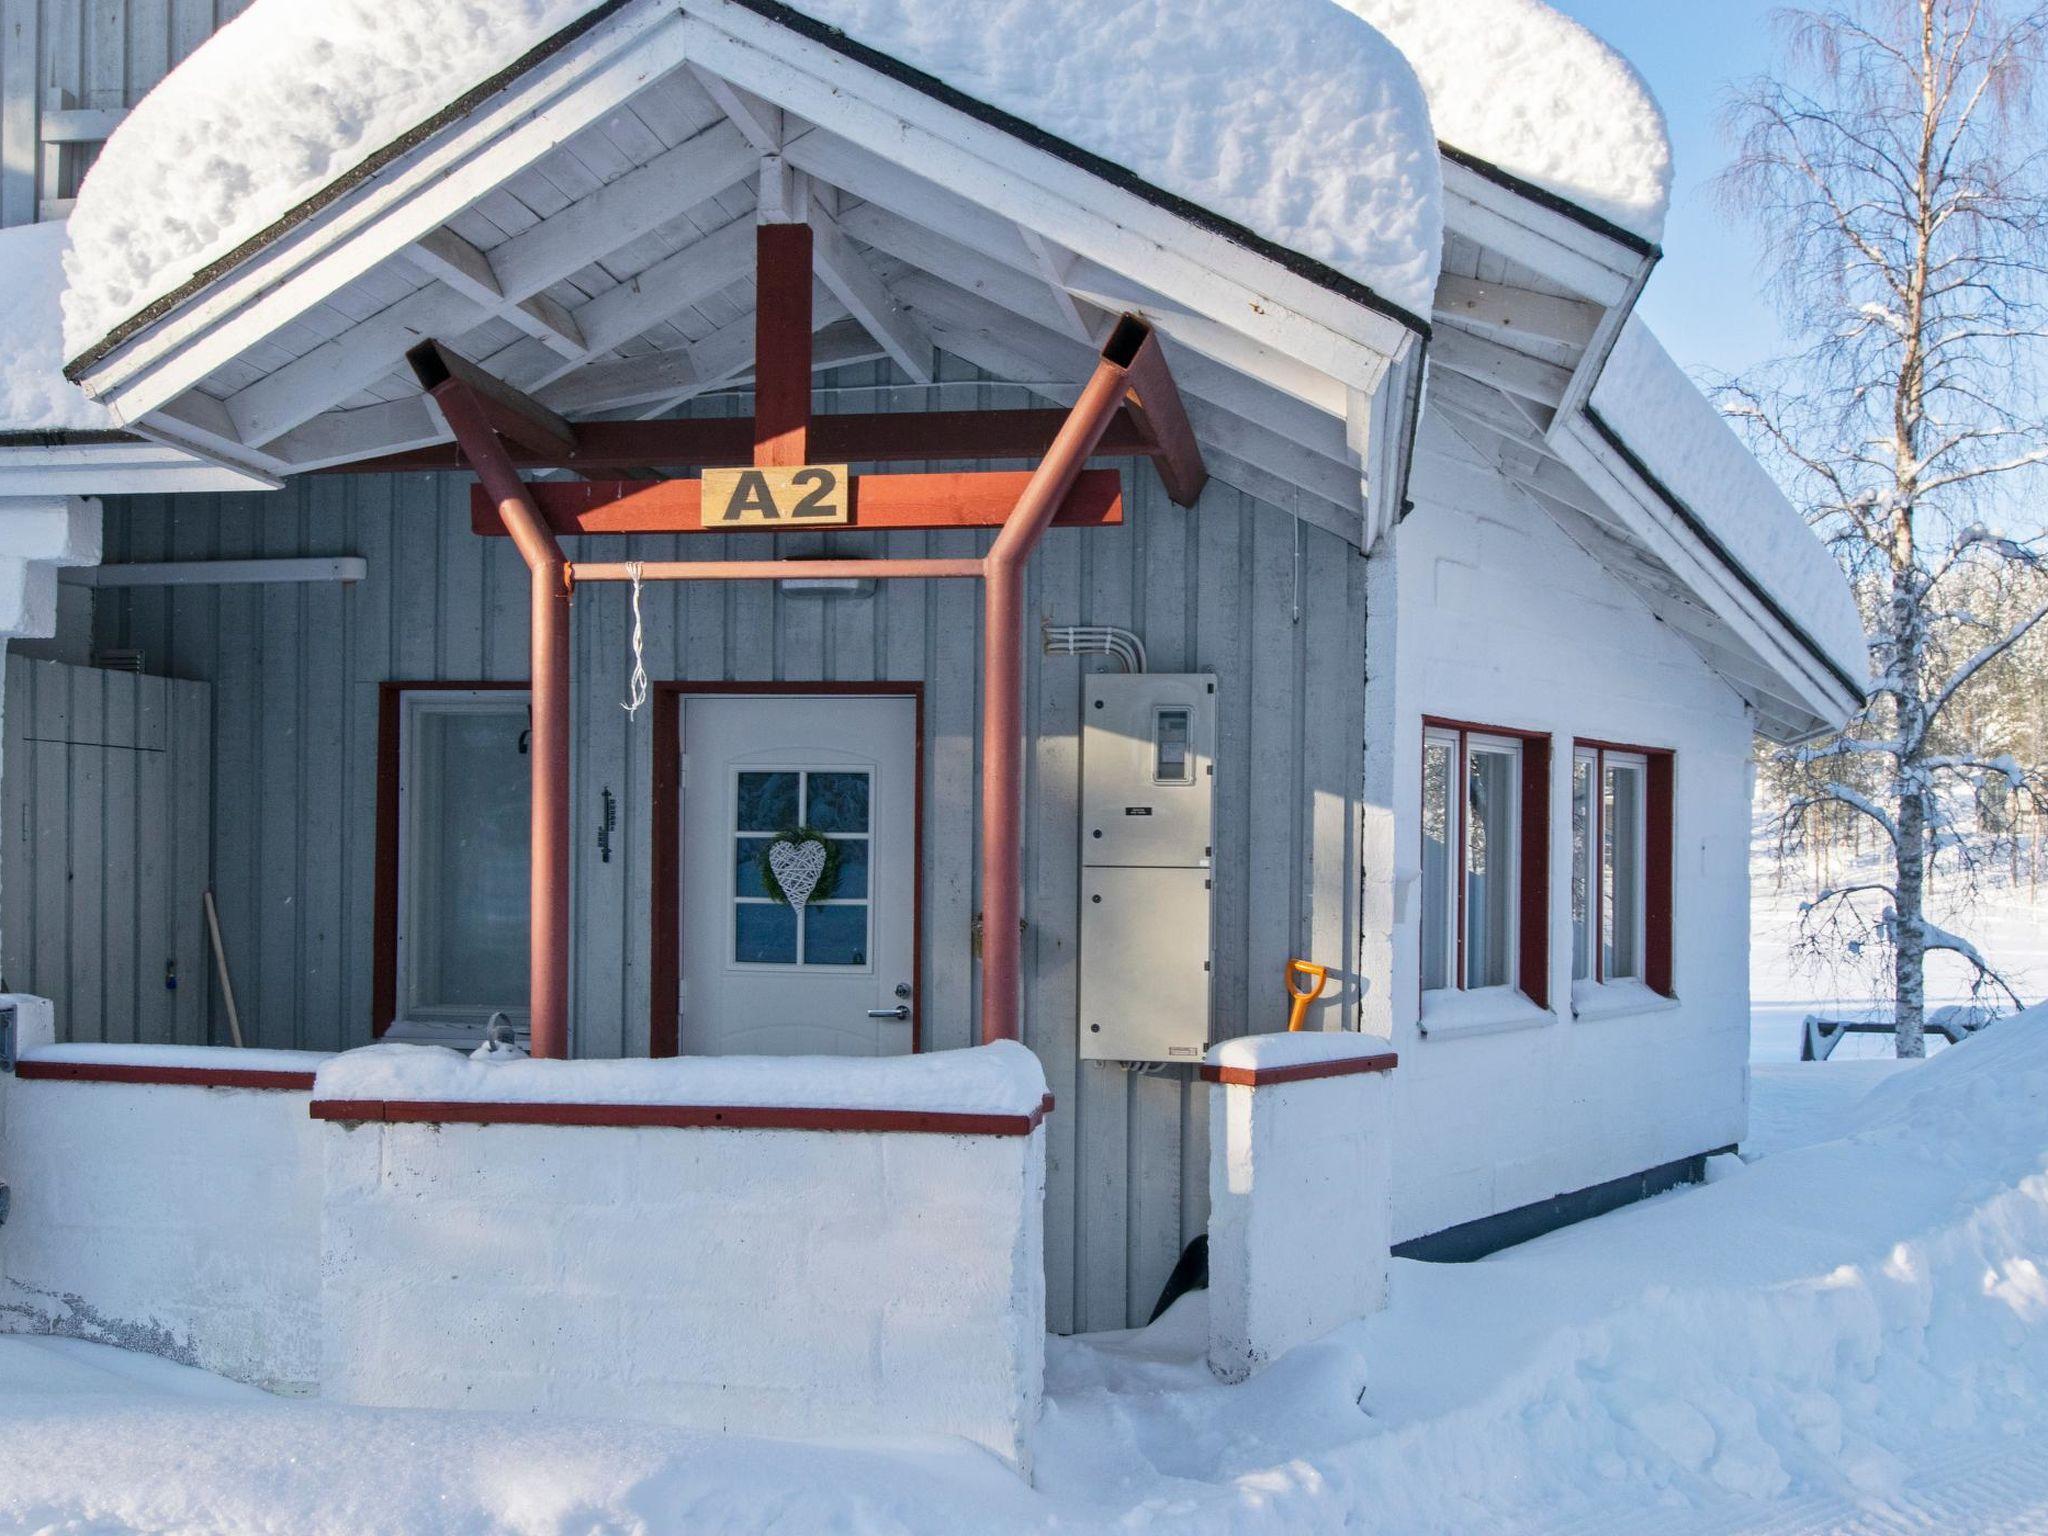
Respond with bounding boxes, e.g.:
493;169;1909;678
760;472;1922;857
1078;673;1216;1063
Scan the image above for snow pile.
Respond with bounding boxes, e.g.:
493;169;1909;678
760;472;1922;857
60;0;607;359
0;223;116;433
62;0;1444;361
1206;1030;1392;1073
313;1038;1048;1116
9;1022;2048;1531
770;0;1442;315
1342;0;1673;243
25;1042;332;1075
1593;317;1869;690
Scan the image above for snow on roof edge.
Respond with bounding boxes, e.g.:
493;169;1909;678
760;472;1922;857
1588;319;1868;710
1;222;120;434
62;0;1443;372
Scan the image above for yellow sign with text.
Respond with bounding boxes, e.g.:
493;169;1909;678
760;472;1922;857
701;464;851;527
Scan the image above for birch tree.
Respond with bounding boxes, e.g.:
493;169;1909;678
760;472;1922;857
1721;0;2048;1056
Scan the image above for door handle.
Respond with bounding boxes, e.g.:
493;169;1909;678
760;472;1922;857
867;1005;911;1020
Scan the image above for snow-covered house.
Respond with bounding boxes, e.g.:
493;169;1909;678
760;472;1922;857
0;0;1863;1465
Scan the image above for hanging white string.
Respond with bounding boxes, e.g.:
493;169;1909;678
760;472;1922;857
621;560;649;718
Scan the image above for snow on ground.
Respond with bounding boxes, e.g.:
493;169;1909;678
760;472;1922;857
0;222;117;433
1341;0;1672;242
7;1011;2048;1533
1751;825;2047;1062
62;0;1444;362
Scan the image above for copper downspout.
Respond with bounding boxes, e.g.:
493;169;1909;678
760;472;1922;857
977;316;1157;1045
417;375;575;1062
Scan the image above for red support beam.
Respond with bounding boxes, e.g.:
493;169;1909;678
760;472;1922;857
332;408;1159;476
754;222;813;467
409;356;574;1062
472;467;1125;537
1120;329;1208;507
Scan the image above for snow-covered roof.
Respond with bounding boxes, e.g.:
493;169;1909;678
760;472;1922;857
62;0;1444;364
1;223;117;435
1342;0;1672;245
1589;319;1868;695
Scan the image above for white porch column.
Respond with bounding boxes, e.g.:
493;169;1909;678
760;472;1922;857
1205;1033;1397;1382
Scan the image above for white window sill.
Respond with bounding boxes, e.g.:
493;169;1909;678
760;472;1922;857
1418;986;1553;1040
1570;979;1680;1022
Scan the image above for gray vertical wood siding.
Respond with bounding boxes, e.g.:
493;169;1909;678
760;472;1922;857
2;0;252;225
86;366;1370;1332
1;654;211;1042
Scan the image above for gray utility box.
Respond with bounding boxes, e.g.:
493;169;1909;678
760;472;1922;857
1079;673;1216;1063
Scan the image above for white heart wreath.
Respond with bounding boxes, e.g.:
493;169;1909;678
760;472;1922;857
767;836;830;912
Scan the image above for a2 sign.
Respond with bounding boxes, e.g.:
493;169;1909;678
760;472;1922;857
701;464;851;527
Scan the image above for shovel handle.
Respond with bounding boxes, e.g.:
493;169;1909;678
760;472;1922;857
1285;959;1328;1030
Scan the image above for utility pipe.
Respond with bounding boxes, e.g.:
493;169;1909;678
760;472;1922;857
978;316;1156;1045
422;379;574;1062
572;558;984;583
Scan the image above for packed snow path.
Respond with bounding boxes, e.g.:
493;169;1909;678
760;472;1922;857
4;1013;2048;1533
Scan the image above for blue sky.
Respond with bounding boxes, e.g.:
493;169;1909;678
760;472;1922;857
1547;1;1793;380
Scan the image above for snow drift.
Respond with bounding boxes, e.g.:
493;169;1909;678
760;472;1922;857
61;0;1444;362
1342;0;1673;244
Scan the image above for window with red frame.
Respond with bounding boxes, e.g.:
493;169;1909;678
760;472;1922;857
1571;741;1675;997
1420;720;1551;1009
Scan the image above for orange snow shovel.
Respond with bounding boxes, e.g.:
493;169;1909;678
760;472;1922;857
1285;959;1328;1031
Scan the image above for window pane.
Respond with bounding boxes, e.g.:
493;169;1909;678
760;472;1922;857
735;902;797;964
1465;746;1518;990
834;838;869;898
805;771;869;833
1604;764;1644;980
733;837;773;898
737;772;799;832
804;904;869;966
1420;739;1453;991
408;707;529;1014
1571;755;1595;982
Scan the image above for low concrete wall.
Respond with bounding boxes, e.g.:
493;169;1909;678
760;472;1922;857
0;1029;330;1394
1205;1033;1397;1383
314;1041;1049;1471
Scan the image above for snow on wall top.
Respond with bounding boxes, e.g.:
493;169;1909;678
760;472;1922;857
1341;0;1671;244
25;1042;335;1074
0;224;117;433
60;0;1444;364
1207;1031;1395;1073
313;1039;1049;1116
1590;318;1868;693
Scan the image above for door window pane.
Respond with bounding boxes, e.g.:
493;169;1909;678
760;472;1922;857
402;698;530;1023
1571;753;1595;982
1604;760;1645;980
737;771;799;832
803;905;869;966
1465;744;1518;990
735;902;798;964
805;771;869;833
1420;737;1453;991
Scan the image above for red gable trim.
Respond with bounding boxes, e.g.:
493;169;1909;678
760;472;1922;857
1198;1052;1398;1088
16;1060;317;1092
310;1092;1056;1137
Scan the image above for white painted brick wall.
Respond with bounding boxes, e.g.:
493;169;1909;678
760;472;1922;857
1207;1066;1392;1382
0;1044;321;1394
319;1117;1047;1472
1388;425;1754;1245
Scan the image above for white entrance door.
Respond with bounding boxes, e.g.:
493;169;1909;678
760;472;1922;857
680;694;917;1056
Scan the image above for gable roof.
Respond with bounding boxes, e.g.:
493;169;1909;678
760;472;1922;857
61;0;1442;370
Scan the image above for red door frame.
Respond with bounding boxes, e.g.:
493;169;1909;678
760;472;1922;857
649;681;927;1058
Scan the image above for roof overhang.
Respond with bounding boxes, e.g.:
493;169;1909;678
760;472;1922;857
0;432;281;497
62;0;1427;550
1421;151;1864;742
